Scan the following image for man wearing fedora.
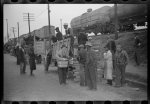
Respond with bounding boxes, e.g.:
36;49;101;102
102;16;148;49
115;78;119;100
85;42;98;90
55;27;63;41
78;44;87;86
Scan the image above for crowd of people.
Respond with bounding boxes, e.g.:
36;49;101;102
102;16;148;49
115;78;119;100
4;26;142;91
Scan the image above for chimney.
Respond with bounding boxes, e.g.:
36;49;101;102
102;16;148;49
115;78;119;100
87;8;92;13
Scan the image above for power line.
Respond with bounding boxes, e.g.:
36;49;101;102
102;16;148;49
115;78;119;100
23;13;35;36
36;9;47;19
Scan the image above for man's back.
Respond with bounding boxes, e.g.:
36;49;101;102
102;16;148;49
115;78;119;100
78;48;87;64
56;32;63;41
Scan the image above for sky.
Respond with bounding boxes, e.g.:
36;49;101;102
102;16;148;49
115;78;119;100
3;4;114;43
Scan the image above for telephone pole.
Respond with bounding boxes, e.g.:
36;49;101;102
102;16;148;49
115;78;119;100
6;19;9;41
60;19;62;33
11;27;16;38
23;13;34;36
48;4;51;46
17;22;19;38
114;4;118;40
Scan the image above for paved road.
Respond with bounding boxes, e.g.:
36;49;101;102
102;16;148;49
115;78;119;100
4;54;147;101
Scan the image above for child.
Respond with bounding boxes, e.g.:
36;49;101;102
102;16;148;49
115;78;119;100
104;46;113;85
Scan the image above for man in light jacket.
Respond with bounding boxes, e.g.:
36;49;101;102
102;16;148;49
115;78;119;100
56;44;69;85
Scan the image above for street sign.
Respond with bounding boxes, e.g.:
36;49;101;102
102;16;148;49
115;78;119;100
34;41;45;55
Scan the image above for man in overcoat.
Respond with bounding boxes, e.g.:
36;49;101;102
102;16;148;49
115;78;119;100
85;42;98;90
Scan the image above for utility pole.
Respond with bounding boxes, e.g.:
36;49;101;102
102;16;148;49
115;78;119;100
6;19;9;41
17;22;19;40
114;4;118;40
11;27;16;38
60;19;62;33
48;4;51;46
23;13;34;36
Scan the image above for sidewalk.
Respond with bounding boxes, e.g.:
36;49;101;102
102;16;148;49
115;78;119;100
124;63;147;91
37;60;147;91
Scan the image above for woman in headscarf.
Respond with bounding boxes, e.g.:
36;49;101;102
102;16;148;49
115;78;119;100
28;44;36;76
103;46;113;85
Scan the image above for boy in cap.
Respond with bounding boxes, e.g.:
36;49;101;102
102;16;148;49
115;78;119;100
85;42;97;90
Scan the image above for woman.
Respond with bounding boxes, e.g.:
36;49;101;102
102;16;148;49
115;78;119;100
28;44;36;76
103;46;113;85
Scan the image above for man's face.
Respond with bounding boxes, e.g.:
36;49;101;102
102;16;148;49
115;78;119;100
117;45;121;52
56;29;59;32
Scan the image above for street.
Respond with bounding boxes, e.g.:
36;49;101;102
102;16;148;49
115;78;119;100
4;54;147;101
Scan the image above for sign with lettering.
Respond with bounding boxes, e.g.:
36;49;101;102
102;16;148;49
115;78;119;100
52;38;70;59
34;41;45;55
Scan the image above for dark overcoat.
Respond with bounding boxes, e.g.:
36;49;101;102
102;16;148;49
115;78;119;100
28;47;36;70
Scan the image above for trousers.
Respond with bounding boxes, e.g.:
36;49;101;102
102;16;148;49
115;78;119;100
58;68;67;84
115;64;126;86
20;62;26;74
79;64;86;86
85;66;97;89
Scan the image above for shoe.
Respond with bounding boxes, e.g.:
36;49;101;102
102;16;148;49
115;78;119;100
92;88;97;91
87;88;92;90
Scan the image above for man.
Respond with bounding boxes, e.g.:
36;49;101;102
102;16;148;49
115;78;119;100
55;27;63;41
18;44;26;74
85;42;97;90
134;33;141;66
56;44;69;85
78;44;87;86
45;47;53;72
114;44;129;87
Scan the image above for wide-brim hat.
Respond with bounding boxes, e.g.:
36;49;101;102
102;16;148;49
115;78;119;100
85;42;92;47
55;27;59;30
78;44;84;48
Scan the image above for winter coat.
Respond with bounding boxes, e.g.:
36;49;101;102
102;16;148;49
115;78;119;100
104;50;113;79
28;47;36;70
18;47;26;63
115;50;129;66
78;48;87;65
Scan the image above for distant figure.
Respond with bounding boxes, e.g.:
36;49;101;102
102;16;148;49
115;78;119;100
18;44;26;74
114;44;129;87
45;47;53;72
28;44;36;76
78;44;87;86
55;27;63;41
134;33;141;66
103;46;113;85
15;43;20;65
78;32;88;46
85;42;97;90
